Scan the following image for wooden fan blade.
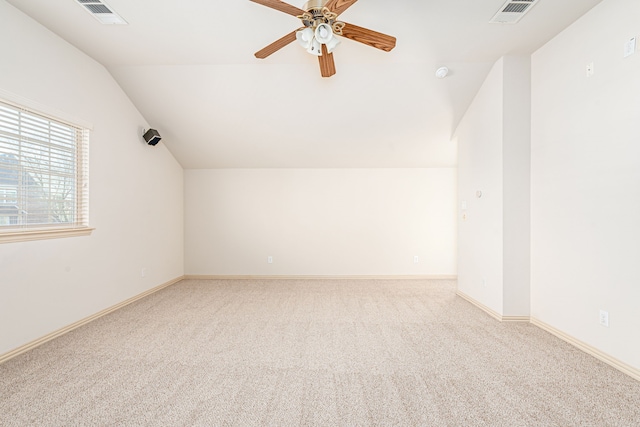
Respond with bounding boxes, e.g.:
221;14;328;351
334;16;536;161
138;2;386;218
249;0;306;17
340;22;396;52
318;44;336;78
255;31;298;59
324;0;358;16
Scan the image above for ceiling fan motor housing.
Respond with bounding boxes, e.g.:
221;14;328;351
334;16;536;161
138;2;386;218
302;0;327;11
298;1;343;36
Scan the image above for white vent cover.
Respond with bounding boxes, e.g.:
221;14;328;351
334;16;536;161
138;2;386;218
490;0;539;24
75;0;127;25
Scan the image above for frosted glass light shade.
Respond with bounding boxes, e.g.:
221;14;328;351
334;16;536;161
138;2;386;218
314;23;333;44
325;36;341;53
296;27;314;49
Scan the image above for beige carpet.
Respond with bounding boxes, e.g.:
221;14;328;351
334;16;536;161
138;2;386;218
1;278;639;426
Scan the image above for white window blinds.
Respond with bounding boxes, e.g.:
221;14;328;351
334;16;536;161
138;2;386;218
0;99;89;231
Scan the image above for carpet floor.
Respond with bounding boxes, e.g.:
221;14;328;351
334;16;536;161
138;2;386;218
1;278;639;426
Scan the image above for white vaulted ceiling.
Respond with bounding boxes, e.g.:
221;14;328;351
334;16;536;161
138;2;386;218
6;0;602;168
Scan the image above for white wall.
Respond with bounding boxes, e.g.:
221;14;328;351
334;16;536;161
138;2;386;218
531;0;640;369
456;56;531;317
185;169;456;276
502;56;531;317
0;1;184;356
456;59;505;315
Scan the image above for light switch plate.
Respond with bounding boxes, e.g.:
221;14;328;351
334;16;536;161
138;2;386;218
586;62;594;77
599;309;609;327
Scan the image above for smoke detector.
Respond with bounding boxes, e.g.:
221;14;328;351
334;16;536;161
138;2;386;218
490;0;540;24
435;67;449;79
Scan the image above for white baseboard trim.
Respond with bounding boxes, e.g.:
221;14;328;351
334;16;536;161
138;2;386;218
530;317;640;382
456;290;530;323
456;292;640;381
456;290;503;321
0;275;184;366
502;316;532;322
184;275;458;281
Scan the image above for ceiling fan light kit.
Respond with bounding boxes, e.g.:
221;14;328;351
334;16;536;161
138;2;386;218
297;23;341;55
250;0;396;77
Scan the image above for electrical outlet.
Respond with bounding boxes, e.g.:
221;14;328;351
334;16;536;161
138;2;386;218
414;256;419;264
599;310;609;327
267;256;273;264
624;37;636;58
141;268;146;278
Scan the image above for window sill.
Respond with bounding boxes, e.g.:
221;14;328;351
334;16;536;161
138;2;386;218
0;227;94;244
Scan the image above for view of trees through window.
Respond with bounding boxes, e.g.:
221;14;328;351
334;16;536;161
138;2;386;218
0;101;87;229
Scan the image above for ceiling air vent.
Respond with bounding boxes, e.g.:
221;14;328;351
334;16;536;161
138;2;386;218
490;0;539;24
75;0;127;25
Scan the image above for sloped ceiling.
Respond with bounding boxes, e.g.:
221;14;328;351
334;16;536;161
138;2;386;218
6;0;602;168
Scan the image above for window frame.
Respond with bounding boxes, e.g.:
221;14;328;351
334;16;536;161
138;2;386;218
0;96;93;243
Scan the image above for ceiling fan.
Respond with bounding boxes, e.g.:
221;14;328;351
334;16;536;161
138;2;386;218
250;0;396;78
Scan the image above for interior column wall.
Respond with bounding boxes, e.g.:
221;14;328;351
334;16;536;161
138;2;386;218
456;59;505;315
502;56;531;317
456;56;531;318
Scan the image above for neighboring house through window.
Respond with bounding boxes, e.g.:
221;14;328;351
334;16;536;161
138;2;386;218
0;99;92;242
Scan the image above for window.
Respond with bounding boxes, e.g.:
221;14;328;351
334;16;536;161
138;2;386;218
0;99;92;243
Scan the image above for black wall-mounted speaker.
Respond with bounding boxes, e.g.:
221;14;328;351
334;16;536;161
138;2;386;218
143;128;161;146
